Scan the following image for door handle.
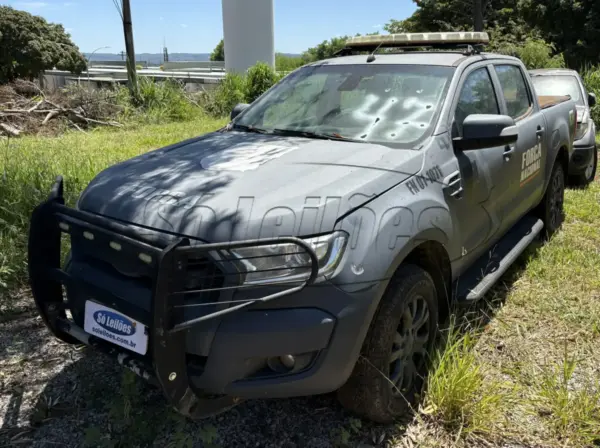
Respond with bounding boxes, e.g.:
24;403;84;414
536;127;545;136
504;145;515;155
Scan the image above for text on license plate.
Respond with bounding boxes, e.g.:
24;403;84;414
83;301;148;355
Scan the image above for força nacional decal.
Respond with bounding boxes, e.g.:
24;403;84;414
520;142;542;186
201;141;299;172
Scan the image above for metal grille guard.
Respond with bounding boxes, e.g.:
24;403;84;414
28;176;319;418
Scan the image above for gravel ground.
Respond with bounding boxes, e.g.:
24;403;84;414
0;306;409;448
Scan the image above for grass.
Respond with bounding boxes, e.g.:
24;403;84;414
418;165;600;446
0;116;226;301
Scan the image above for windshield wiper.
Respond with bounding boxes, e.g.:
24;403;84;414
271;128;361;142
231;123;270;134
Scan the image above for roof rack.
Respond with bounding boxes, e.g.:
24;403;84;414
336;32;489;57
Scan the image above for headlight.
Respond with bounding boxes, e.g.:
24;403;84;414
575;121;589;140
231;231;348;285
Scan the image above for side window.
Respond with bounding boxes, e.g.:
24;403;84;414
455;67;499;135
495;65;532;119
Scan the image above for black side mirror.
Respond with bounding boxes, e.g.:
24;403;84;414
231;103;250;120
589;93;596;107
453;114;518;151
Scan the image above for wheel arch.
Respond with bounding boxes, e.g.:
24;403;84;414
380;230;453;322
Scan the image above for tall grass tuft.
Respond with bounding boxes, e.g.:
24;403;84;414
535;343;600;445
423;328;509;437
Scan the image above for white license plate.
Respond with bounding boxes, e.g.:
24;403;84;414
84;301;148;355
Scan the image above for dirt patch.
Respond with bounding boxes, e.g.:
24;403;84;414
0;311;404;448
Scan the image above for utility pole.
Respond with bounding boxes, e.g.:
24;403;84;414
121;0;140;102
474;0;484;32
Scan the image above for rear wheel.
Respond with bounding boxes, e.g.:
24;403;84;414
537;162;565;239
337;264;439;423
570;146;597;186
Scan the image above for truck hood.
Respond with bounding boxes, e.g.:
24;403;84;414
77;131;424;242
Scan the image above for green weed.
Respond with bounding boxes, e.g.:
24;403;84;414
0;117;225;303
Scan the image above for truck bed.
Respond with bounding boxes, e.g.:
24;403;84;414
538;95;572;110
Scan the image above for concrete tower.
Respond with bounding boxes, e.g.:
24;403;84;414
221;0;275;73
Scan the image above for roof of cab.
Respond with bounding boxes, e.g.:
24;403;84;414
529;68;578;76
314;51;519;67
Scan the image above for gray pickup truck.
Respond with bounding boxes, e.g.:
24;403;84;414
28;32;577;423
530;68;597;185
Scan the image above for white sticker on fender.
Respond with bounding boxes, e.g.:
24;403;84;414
201;142;299;172
84;301;148;355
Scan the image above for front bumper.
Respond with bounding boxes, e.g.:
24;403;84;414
28;176;338;419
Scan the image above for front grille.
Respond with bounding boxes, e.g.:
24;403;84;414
183;256;225;304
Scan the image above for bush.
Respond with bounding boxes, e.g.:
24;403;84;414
200;62;282;118
127;77;203;122
581;66;600;124
275;54;304;72
201;72;246;118
245;62;279;103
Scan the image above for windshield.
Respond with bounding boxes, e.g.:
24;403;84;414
235;64;455;147
531;75;585;105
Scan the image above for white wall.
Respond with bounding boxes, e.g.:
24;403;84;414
221;0;275;73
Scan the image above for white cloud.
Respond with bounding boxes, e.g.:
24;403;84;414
180;23;188;28
12;1;48;10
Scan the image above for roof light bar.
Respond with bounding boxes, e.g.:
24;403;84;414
346;32;490;49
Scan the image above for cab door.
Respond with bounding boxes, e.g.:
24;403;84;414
491;64;547;229
446;63;514;274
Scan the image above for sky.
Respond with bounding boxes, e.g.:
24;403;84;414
3;0;417;54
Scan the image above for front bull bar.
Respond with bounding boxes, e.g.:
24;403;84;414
28;176;319;419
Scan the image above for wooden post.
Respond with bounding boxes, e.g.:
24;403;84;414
121;0;140;102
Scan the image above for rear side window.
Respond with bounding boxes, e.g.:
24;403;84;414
495;65;532;119
455;67;499;134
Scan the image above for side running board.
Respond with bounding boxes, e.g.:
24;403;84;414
455;215;544;302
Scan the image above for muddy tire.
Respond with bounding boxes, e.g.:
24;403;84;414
537;161;565;239
570;146;597;187
337;264;439;423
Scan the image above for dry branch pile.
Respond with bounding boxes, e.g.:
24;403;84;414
0;80;124;137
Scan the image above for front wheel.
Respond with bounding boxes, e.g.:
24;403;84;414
337;264;439;423
537;162;565;239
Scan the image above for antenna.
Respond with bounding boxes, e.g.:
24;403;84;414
366;42;383;63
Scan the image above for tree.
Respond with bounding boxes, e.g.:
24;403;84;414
520;0;600;67
211;39;225;62
301;37;349;63
301;32;380;63
0;6;86;84
384;0;534;52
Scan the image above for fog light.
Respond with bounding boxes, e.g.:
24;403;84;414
280;354;295;369
267;354;296;373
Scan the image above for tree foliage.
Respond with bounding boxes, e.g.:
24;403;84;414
301;37;349;63
0;6;86;84
519;0;600;67
210;39;225;62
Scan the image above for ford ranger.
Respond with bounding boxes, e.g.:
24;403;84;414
28;32;577;423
